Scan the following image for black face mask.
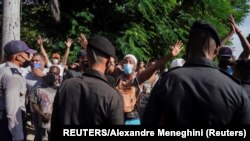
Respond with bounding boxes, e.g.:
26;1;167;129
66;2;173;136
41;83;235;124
22;60;31;68
44;73;56;86
219;59;232;67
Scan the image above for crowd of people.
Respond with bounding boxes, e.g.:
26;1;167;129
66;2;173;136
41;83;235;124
1;15;250;141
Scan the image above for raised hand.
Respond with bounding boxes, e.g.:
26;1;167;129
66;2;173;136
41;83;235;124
229;15;240;33
229;20;236;34
78;33;88;49
171;40;183;57
65;38;73;48
37;35;44;47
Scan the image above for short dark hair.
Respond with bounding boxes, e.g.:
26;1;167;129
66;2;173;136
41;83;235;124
187;21;220;57
33;53;46;62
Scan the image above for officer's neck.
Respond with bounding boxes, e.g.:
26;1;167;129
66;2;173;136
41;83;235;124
91;64;105;74
9;60;22;68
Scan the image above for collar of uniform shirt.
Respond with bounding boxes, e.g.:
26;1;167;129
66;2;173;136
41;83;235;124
83;69;109;83
183;57;219;69
6;61;23;72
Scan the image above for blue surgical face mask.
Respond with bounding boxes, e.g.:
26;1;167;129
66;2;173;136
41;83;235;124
33;63;42;69
123;64;133;75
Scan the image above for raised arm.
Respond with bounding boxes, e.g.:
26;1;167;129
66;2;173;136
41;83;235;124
230;16;250;59
220;18;235;46
37;35;50;66
137;41;183;85
78;33;88;49
62;38;73;66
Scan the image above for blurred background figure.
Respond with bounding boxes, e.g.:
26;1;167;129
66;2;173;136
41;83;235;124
233;59;250;99
136;61;145;75
32;66;60;141
51;53;60;65
170;58;185;69
218;46;234;74
63;49;89;80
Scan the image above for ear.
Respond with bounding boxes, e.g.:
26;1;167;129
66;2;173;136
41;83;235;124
212;47;219;60
16;54;24;62
105;57;112;67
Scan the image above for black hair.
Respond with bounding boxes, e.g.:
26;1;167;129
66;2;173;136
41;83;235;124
186;21;220;58
87;47;109;65
33;53;46;62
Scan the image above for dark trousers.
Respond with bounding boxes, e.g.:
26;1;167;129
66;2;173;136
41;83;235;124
22;110;27;140
0;111;12;141
0;110;26;141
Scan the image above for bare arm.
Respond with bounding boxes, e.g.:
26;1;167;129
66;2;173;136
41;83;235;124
62;38;73;66
220;20;235;46
38;35;50;66
78;33;88;49
229;16;250;59
137;41;183;85
32;103;49;123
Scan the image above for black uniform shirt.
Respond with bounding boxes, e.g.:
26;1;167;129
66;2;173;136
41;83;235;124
143;57;250;125
51;69;124;127
241;81;250;100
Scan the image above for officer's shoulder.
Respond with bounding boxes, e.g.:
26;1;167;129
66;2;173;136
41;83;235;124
10;68;22;76
161;66;182;77
62;76;84;85
0;66;20;75
219;69;241;85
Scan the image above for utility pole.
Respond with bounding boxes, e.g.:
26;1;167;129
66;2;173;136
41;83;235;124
1;0;21;61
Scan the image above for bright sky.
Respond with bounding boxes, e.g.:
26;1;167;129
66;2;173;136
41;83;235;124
232;13;250;59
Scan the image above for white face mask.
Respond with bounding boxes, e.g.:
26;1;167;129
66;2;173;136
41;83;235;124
52;59;59;64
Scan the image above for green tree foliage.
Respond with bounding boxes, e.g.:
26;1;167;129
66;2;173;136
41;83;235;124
20;0;250;64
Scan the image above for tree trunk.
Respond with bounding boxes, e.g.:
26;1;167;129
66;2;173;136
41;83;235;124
1;0;20;61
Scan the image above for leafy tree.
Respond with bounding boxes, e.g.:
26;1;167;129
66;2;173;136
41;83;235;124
18;0;250;64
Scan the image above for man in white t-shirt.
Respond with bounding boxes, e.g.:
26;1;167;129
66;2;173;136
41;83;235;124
25;53;48;141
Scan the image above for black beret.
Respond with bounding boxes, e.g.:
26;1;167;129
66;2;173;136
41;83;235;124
4;40;37;56
88;35;116;58
189;21;221;47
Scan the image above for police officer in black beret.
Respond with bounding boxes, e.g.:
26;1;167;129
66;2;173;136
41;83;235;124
50;35;124;136
143;21;250;125
0;40;37;141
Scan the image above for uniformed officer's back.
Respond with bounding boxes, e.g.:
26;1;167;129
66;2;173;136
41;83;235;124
143;21;250;125
50;35;124;139
55;70;123;125
157;59;249;125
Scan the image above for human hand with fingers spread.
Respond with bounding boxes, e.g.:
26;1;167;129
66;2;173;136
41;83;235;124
37;35;44;47
78;33;88;49
228;19;236;34
171;40;183;57
65;38;73;48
